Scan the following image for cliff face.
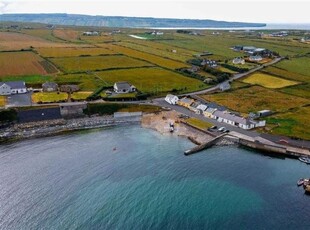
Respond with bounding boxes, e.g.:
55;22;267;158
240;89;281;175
0;14;266;28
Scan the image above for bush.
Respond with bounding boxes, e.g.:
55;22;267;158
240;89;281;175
221;63;249;73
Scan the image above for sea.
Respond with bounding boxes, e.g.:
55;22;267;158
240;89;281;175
149;23;310;30
0;125;309;229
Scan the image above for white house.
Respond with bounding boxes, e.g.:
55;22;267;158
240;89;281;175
165;94;179;105
219;82;231;92
0;81;27;95
249;55;263;62
232;57;245;65
212;110;258;130
113;82;136;94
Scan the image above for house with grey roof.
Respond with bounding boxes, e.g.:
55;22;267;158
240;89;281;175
0;81;27;95
212;110;257;130
219;82;231;91
42;82;58;92
114;82;136;94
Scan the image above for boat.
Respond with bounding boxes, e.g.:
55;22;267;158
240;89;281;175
298;157;310;164
297;178;310;186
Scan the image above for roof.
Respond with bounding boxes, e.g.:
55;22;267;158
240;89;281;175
219;82;231;90
114;82;131;90
166;94;178;99
1;81;26;89
179;97;193;104
205;107;217;114
213;110;252;125
42;82;58;87
197;104;208;111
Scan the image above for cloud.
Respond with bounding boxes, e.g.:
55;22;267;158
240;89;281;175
0;1;11;13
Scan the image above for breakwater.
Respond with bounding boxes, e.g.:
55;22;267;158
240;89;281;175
0;116;140;143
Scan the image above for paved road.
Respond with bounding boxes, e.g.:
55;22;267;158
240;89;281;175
179;57;283;96
6;92;32;107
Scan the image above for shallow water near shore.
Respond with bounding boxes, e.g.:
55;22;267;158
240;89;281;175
0;125;309;229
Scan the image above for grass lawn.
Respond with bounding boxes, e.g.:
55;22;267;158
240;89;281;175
275;56;310;77
185;117;213;130
71;91;93;100
95;67;208;94
50;55;153;73
37;47;117;58
264;106;310;140
242;72;299;89
0;96;6;107
32;92;68;103
200;86;310;114
101;92;137;99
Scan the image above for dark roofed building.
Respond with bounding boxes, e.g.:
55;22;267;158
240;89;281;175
42;82;58;92
60;85;79;93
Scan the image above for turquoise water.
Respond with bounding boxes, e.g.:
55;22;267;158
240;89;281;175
0;125;309;229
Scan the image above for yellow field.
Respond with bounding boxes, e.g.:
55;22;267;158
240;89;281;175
0;52;58;76
185;117;212;130
242;72;299;89
99;44;189;69
71;91;93;100
37;47;117;57
201;86;309;113
50;55;154;73
0;96;6;107
32;92;68;103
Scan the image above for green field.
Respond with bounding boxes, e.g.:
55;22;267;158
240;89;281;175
49;55;154;73
275;56;310;77
37;47;117;58
185;117;213;130
95;67;208;94
71;91;93;100
0;75;53;84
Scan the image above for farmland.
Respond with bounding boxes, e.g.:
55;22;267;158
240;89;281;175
200;86;309;114
52;29;81;42
265;106;310;140
71;91;93;100
242;72;299;89
0;52;58;77
98;44;189;69
37;47;117;58
0;75;53;84
274;56;310;77
32;92;68;103
49;55;154;73
95;67;207;94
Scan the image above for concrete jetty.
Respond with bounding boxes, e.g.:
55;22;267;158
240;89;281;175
184;133;226;155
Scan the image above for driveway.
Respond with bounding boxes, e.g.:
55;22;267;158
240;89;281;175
6;92;32;107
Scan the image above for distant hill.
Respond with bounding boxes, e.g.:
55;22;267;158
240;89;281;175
0;14;266;28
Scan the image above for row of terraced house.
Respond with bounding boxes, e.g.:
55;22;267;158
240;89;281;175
165;94;266;130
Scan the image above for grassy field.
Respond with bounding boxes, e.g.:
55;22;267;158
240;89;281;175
21;29;65;42
275;56;310;77
201;86;310;114
265;106;310;140
71;91;93;100
52;29;81;42
95;67;207;94
50;55;154;73
99;44;189;69
262;66;310;82
36;47;117;57
242;72;299;89
0;52;58;76
0;75;53;84
280;84;310;99
0;96;6;107
185;117;213;130
32;92;68;103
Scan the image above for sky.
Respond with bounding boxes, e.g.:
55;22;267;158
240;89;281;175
0;0;309;24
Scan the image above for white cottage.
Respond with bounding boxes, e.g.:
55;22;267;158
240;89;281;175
165;94;179;105
0;81;27;95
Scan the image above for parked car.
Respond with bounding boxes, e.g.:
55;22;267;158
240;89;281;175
210;125;217;129
218;127;226;132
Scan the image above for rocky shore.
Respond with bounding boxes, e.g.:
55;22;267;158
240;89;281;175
141;111;214;145
0;116;139;143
